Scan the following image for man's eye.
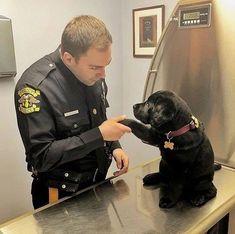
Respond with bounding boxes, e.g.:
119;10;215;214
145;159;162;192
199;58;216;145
90;67;97;70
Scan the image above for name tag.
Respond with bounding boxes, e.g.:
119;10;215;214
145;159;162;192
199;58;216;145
64;110;79;117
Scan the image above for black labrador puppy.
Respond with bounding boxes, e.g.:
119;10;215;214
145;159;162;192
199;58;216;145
121;90;218;208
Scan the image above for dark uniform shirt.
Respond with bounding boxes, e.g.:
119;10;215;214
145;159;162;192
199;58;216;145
14;48;121;179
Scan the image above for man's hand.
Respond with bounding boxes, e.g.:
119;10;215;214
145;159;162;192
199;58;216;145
98;115;131;141
112;148;129;177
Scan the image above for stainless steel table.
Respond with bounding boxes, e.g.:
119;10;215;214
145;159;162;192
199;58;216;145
1;158;235;234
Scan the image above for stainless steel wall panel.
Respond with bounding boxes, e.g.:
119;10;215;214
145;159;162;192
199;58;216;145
144;0;235;167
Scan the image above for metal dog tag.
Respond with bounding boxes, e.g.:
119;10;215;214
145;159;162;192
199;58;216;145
164;141;174;150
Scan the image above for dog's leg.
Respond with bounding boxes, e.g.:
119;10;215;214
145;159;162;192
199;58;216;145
143;172;161;186
188;182;217;207
159;182;183;208
120;119;160;145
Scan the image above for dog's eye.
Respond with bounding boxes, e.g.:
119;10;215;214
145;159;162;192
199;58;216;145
145;102;149;107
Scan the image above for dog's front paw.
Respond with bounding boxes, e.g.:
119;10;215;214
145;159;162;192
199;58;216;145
159;197;176;208
119;119;137;128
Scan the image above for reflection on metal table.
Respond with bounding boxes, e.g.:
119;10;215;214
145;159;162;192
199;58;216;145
1;158;235;234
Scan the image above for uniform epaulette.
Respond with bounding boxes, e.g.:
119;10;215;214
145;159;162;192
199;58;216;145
20;55;56;87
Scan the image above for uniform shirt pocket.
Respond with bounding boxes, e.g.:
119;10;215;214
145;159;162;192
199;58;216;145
56;113;90;137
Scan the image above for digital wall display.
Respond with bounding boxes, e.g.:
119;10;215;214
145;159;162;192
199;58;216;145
179;4;211;28
183;12;200;20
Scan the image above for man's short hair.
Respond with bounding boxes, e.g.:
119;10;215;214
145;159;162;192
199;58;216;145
61;15;112;59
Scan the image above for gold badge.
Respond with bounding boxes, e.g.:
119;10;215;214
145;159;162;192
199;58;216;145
18;87;40;114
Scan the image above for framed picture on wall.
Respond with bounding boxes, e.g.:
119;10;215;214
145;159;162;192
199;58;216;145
133;5;165;58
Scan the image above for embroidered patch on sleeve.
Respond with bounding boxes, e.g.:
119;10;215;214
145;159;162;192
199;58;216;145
18;87;41;114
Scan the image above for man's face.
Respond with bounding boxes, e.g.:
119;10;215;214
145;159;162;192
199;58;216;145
69;45;112;86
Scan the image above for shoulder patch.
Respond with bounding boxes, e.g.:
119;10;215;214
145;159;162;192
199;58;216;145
18;87;41;114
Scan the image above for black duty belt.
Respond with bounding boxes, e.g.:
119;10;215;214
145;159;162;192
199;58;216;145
34;168;101;193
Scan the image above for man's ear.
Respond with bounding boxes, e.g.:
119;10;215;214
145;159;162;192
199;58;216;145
61;52;75;67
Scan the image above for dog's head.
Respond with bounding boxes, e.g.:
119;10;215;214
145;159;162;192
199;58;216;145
133;90;192;130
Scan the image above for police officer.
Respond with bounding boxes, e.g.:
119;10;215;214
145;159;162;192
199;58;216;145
14;15;131;209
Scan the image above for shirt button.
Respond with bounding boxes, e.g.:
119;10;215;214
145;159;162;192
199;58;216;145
73;123;78;128
93;108;97;115
49;63;54;67
62;184;66;189
64;173;69;177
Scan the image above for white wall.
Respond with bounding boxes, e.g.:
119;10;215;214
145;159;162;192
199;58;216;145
0;0;122;224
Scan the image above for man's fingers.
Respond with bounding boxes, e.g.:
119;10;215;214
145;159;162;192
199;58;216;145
113;167;128;177
110;115;132;133
111;115;126;122
115;156;122;169
113;170;121;177
117;123;132;133
113;156;129;177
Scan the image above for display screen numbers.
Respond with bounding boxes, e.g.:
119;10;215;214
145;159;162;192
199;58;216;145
183;11;200;20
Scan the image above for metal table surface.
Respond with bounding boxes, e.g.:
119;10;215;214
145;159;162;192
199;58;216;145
1;158;235;234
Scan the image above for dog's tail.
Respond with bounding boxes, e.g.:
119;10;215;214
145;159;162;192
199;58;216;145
214;162;222;171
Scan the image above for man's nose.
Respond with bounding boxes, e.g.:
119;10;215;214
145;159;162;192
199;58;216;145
96;68;106;78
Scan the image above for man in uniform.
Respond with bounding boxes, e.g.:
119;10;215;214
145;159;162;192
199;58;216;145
14;15;131;209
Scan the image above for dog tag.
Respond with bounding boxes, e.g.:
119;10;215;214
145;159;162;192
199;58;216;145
164;141;174;150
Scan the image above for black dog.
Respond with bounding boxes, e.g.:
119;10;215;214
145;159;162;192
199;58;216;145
121;90;218;208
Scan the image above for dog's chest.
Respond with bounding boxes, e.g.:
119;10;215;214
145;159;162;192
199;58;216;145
160;147;197;169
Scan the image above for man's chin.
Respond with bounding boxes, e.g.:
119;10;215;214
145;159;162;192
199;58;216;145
79;79;96;86
89;79;103;86
86;82;96;86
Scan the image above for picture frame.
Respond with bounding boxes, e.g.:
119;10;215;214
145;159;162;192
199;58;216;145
133;5;165;58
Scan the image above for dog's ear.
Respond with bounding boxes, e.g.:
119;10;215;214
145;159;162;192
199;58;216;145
150;99;177;127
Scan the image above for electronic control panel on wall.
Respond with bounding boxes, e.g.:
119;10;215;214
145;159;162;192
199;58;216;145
0;15;17;78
